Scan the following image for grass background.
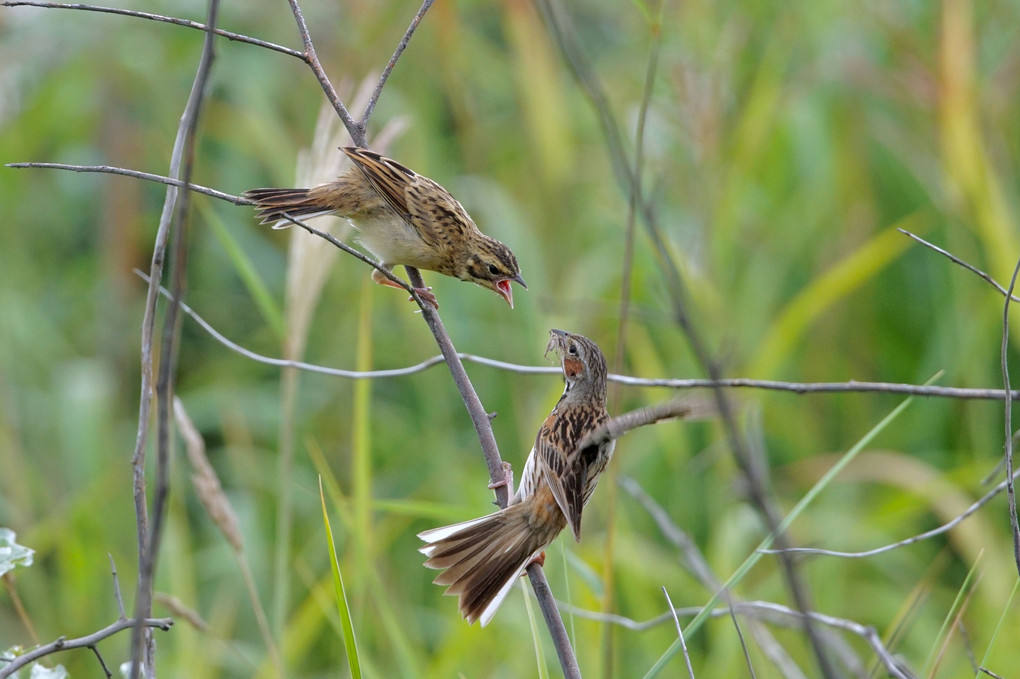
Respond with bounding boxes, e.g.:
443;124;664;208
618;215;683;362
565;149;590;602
2;0;1019;676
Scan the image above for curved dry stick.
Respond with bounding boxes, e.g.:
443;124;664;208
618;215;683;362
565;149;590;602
361;0;436;126
285;0;359;143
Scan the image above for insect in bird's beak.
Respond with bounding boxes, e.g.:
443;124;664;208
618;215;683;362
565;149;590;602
544;328;569;358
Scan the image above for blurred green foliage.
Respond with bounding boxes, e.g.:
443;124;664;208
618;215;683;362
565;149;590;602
2;0;1020;677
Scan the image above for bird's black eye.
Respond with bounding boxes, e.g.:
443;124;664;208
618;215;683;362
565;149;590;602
568;344;578;355
488;264;500;276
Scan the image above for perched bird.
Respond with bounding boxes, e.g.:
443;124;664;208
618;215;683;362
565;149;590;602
244;146;526;308
418;329;614;626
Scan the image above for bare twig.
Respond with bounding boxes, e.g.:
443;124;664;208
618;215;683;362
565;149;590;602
140;269;1020;403
276;213;423;300
88;644;114;678
361;0;435;126
1;1;303;58
899;229;1020;303
575;398;708;454
761;468;1020;559
403;267;509;506
128;1;219;676
0;618;174;679
1001;255;1020;577
980;667;1007;679
285;0;359;143
5;162;247;203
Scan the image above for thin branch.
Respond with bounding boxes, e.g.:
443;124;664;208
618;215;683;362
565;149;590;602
276;214;424;300
5;163;246;204
142;271;1020;402
979;668;1007;679
360;0;435;126
88;644;114;678
129;0;219;675
403;268;509;505
576;398;709;453
1001;254;1020;577
761;468;1020;559
0;618;174;679
899;229;1020;303
285;0;359;144
0;1;303;58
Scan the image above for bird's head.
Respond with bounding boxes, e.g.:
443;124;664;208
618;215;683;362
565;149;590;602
545;329;608;401
461;238;527;308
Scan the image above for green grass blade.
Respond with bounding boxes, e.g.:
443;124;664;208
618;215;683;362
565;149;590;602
319;476;363;679
198;200;285;339
922;551;981;678
974;577;1019;678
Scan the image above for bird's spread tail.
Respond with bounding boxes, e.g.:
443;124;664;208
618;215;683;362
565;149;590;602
418;503;549;626
243;187;332;227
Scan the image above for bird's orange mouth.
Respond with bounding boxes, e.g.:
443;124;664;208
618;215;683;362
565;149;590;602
496;280;514;308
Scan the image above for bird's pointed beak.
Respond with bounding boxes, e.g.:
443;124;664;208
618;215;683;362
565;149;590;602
495;274;527;309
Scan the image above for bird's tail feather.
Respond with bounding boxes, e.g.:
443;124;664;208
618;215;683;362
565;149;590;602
418;503;549;626
243;187;333;227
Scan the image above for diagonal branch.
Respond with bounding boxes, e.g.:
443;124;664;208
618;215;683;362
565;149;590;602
285;0;359;143
360;0;435;126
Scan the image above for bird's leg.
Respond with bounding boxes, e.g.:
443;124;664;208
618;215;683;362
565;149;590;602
488;460;513;492
525;551;546;569
371;268;438;308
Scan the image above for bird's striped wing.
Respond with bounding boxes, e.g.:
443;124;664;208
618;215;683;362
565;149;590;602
341;146;415;223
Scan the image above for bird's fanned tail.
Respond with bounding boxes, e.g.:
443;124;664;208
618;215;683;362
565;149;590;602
418;502;554;626
243;187;333;226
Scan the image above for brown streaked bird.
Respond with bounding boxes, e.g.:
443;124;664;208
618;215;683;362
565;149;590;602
243;146;526;308
418;329;614;626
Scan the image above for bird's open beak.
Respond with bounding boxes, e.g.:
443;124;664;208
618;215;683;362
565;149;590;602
495;274;527;309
